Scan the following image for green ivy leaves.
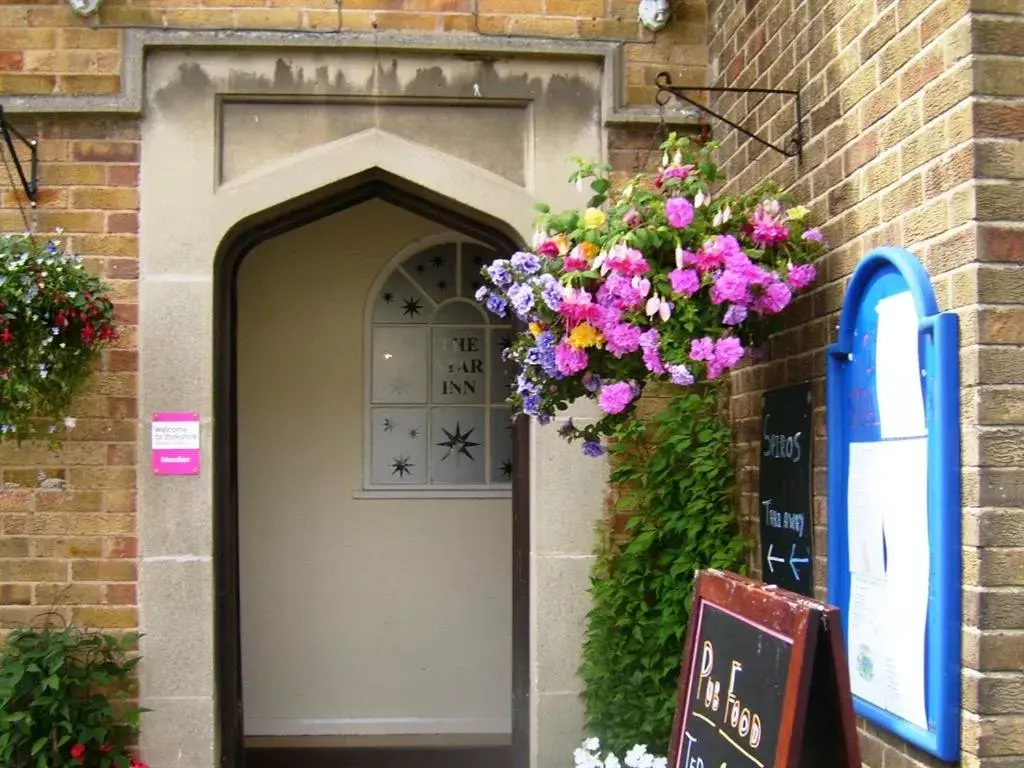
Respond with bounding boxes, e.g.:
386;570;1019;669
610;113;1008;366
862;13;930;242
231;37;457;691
579;388;748;755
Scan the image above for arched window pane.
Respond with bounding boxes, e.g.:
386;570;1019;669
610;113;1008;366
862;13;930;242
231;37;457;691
370;407;428;485
432;327;486;404
372;327;429;403
374;271;431;324
430;407;486;484
433;300;487;325
461;243;497;299
404;244;458;303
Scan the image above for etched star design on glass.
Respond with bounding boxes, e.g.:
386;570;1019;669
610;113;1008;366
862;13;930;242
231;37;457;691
390;376;411;397
390;456;414;478
436;421;480;462
402;297;423;318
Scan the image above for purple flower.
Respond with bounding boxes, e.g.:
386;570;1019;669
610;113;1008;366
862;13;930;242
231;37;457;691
475;285;489;302
516;374;539;397
722;303;748;325
536;331;561;378
486;260;513;288
755;280;792;315
508;283;536;319
788;263;817;289
667;363;695;386
582;441;606;457
511;251;541;275
662;164;694;181
665;197;695;229
522;393;542;415
690;337;715;362
802;228;825;243
486;295;507;317
623;208;643;228
750;202;790;247
558;419;577;438
668;268;700;297
598;381;636;415
555;341;588;376
582;372;602;392
538;273;563;311
604;323;642;357
639;328;660;353
714;336;745;369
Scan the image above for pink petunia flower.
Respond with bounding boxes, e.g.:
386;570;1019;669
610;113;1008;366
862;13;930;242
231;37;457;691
714;336;746;369
623;208;644;228
710;270;751;305
690;337;715;362
604;323;643;357
802;228;825;243
755;280;792;315
666;197;695;229
788;263;817;289
667;363;695;386
598;381;636;414
668;268;700;297
559;287;603;326
555;340;589;376
750;201;790;247
603;244;649;277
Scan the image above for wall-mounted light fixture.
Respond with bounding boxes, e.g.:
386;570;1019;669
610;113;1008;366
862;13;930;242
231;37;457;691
638;0;671;31
68;0;101;17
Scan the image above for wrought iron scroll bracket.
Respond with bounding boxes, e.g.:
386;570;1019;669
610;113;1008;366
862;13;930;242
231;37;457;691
0;105;39;206
654;71;804;161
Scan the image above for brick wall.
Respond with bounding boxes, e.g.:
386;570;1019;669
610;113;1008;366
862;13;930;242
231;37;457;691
0;116;139;634
0;0;706;105
709;0;1024;762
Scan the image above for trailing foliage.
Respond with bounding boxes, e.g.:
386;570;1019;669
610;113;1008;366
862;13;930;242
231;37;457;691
578;387;747;756
0;233;117;443
0;622;147;768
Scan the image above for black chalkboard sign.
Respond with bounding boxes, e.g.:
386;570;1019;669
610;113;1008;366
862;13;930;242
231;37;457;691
668;571;861;768
758;384;814;596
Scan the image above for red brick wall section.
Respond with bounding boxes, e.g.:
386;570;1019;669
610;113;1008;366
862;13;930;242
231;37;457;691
708;0;1024;762
0;116;139;637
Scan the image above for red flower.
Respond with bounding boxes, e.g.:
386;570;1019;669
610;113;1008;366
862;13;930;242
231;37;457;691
81;324;94;342
130;756;149;768
55;312;67;327
0;327;12;345
101;743;113;754
70;743;86;763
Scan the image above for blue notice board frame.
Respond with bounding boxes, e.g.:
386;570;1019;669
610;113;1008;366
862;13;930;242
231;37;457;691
826;247;961;761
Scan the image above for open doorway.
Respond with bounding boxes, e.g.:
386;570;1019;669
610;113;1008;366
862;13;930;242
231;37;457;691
213;179;529;768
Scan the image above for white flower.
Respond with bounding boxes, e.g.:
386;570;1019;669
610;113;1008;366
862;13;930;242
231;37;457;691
672;149;682;165
532;231;547;249
624;745;648;768
63;417;76;430
637;755;654;768
583;737;600;752
675;247;687;269
652;759;667;768
694;190;709;208
645;294;672;322
574;747;591;766
605;755;621;768
713;205;733;228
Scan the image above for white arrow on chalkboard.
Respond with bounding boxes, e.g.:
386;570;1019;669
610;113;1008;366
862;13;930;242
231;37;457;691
767;543;785;573
790;543;810;581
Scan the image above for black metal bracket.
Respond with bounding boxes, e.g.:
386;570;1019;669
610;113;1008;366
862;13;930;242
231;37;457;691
0;105;39;206
654;71;804;161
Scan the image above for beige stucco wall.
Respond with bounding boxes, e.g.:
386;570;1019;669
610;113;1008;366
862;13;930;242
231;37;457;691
236;201;513;737
138;45;611;768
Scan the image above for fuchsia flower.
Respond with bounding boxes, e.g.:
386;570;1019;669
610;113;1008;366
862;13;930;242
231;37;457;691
537;239;560;256
564;245;590;271
71;744;86;763
663;164;694;181
603;244;649;277
787;263;817;289
695;235;744;273
676;248;697;268
750;200;790;247
559;287;603;326
598;381;637;414
645;293;673;322
623;209;644;228
665;196;695;229
555;340;589;375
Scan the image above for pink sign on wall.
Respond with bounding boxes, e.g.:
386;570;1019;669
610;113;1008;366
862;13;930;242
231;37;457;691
151;412;201;476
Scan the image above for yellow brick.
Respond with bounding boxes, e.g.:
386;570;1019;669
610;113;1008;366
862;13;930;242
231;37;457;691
882;174;923;220
473;13;509;33
370;10;440;30
71;187;140;210
72;607;138;629
477;0;541;10
879;25;919;81
68;514;136;536
510;14;578;36
903;198;949;241
923;62;974;122
900;119;947;173
36;583;105;605
0;560;67;582
548;0;604;14
865;154;900;193
95;7;163;24
2;28;57;48
0;74;55;94
23;50;120;74
879;99;923;149
839;65;877;113
26;6;79;25
57;76;122;95
159;7;231;24
58;28;120;49
71;560;136;582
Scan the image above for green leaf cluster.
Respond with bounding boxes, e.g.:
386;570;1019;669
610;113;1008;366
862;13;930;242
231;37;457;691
0;622;145;768
579;387;747;755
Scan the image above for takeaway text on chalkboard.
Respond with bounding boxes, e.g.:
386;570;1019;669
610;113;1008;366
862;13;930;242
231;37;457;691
759;383;814;596
668;571;861;768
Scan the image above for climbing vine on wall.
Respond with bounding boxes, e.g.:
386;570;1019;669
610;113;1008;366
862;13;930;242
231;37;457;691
578;386;747;756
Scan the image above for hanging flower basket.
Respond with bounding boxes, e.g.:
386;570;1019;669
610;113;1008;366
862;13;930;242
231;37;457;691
0;233;116;442
476;134;826;455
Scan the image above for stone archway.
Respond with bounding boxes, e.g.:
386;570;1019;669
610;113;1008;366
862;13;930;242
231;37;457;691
138;48;610;768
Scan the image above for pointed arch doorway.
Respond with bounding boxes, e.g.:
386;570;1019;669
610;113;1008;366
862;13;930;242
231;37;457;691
213;173;530;768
